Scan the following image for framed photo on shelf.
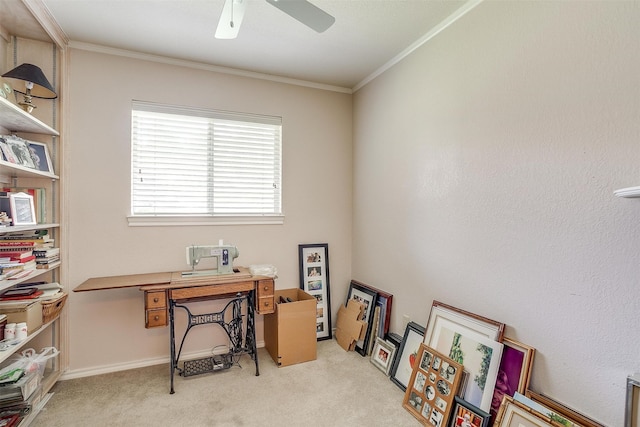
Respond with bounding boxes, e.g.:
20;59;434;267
491;337;536;416
370;337;396;375
449;396;491;427
26;141;54;174
390;321;425;391
345;280;377;356
298;243;332;340
9;192;36;226
424;301;505;412
3;135;35;168
402;343;464;427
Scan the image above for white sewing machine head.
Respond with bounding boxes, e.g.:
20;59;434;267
183;242;239;276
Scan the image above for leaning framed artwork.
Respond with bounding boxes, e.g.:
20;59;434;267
351;280;393;340
345;280;377;356
495;395;554;427
370;337;396;375
491;337;536;417
299;243;332;340
424;301;505;412
449;396;491;427
402;343;463;427
524;391;605;427
390;321;425;391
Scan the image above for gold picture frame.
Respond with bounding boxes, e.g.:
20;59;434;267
403;343;464;427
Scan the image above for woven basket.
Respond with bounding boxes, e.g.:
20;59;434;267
42;293;68;323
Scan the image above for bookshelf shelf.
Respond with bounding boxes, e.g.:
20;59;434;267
0;97;58;136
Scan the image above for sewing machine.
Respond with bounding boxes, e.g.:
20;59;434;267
183;242;239;277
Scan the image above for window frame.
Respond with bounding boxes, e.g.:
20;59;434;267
128;101;284;226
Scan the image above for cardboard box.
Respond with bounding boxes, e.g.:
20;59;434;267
335;299;367;352
263;288;317;367
0;301;42;333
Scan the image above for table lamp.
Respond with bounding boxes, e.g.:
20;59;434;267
2;63;57;113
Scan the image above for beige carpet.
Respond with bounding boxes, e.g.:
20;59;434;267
31;339;418;426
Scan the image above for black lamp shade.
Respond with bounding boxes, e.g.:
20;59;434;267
2;63;57;99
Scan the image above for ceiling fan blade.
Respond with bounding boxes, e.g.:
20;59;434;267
266;0;335;33
215;0;247;39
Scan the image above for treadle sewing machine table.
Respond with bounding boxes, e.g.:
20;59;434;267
74;267;275;394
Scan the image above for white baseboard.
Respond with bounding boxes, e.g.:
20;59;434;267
61;340;266;380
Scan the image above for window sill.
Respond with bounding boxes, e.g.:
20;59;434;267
127;215;284;227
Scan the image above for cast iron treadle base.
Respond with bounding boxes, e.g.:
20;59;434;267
180;353;233;377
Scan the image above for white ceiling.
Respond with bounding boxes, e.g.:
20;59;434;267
35;0;469;91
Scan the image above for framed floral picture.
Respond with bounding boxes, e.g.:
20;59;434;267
424;301;505;412
299;243;332;340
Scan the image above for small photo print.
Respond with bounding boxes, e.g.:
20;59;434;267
425;385;436;401
316;322;324;332
435;396;447;411
307;266;321;277
421;403;432;419
440;362;457;383
429;408;443;427
306;251;322;263
308;280;322;290
316;307;324;318
436;379;451;396
408;391;423;410
414;371;426;393
421;351;432;370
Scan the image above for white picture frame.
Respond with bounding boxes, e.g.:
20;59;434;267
423;301;505;413
10;192;36;226
26;141;54;174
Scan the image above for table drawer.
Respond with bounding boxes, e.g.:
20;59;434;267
256;279;274;298
146;291;166;309
256;296;275;314
146;308;168;328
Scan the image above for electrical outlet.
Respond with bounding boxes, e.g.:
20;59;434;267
402;314;410;329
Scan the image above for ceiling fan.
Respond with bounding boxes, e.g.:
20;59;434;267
215;0;335;39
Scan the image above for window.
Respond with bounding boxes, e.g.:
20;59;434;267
130;101;282;225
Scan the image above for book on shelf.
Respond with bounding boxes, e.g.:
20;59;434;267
0;250;33;260
36;260;60;270
32;247;59;258
0;256;35;264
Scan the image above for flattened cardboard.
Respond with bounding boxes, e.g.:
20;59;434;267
264;288;317;367
335;299;366;351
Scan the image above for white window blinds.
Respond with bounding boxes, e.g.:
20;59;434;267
131;101;282;218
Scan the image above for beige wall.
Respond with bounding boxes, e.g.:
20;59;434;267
353;1;638;425
65;49;352;375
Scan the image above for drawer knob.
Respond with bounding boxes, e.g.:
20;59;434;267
264;286;269;291
153;297;159;303
264;302;269;306
154;315;159;321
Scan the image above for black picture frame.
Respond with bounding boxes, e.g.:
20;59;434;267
390;321;426;391
352;280;393;340
298;243;332;340
345;280;378;356
449;396;491;427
